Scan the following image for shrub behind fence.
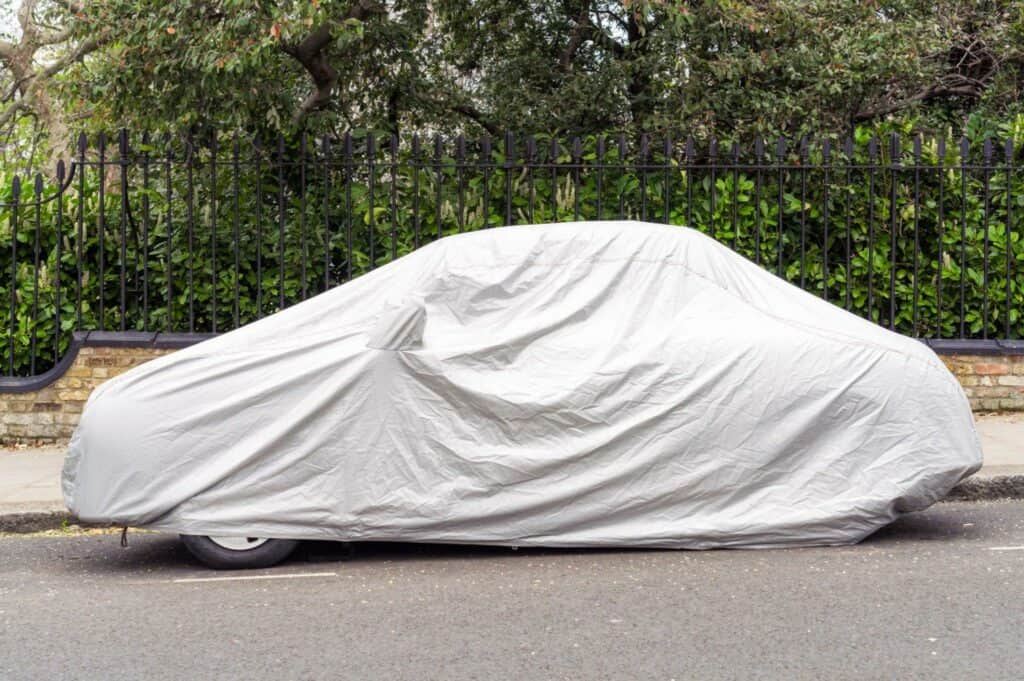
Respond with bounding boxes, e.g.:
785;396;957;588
1;129;1022;378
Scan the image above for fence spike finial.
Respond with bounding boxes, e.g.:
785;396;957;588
56;160;66;181
33;173;43;195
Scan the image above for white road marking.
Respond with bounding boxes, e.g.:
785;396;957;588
986;546;1024;552
171;571;337;584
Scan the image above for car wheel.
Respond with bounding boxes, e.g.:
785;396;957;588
179;534;300;570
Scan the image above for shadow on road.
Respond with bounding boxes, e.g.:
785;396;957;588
31;501;997;576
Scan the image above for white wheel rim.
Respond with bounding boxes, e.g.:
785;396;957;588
208;536;271;551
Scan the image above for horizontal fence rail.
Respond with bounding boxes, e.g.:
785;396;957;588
0;129;1022;378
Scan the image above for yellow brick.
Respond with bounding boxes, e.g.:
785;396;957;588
34;388;57;401
91;367;109;379
3;413;44;425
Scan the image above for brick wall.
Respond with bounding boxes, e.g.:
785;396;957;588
0;346;173;444
1;345;1022;445
940;354;1024;412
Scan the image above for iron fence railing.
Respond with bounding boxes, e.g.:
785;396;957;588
1;129;1022;379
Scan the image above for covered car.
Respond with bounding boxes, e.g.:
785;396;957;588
62;221;982;567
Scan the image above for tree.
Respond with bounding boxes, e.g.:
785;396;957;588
2;0;1023;157
0;0;110;170
59;0;434;140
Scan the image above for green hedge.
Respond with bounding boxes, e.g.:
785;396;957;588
1;131;1022;377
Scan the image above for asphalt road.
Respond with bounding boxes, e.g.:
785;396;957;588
1;501;1022;681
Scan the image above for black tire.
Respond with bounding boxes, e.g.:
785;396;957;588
179;534;300;570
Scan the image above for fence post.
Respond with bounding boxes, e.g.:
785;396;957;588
799;136;808;290
822;139;831;301
959;136;970;339
8;176;19;375
776;137;785;277
76;133;86;330
889;133;899;330
867;136;877;323
663;135;672;226
31;174;42;375
503;131;514;227
118;128;129;332
482;135;493;227
1006;138;1015;339
55;160;65;363
210;130;219;328
754;138;764;265
912;135;921;336
98;132;107;330
936;137;946;335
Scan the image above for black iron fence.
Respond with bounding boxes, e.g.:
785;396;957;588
1;129;1022;379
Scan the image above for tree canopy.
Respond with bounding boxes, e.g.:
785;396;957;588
1;0;1023;166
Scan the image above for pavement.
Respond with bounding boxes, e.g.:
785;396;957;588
0;500;1022;680
1;414;1022;532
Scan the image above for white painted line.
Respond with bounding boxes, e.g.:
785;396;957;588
172;571;337;584
986;546;1024;552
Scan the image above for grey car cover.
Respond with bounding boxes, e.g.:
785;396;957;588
62;221;982;548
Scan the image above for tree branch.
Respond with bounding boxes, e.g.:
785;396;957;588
450;102;501;137
559;1;592;72
281;0;384;125
854;80;986;121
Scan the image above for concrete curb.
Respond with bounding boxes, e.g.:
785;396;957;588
1;476;1021;535
942;474;1024;502
0;510;115;534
